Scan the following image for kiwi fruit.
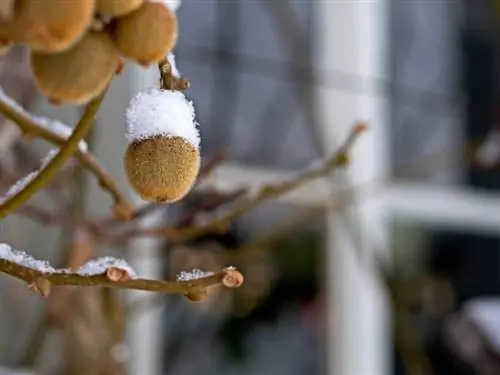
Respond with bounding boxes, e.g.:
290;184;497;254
110;2;178;65
124;135;200;203
96;0;143;18
7;0;95;53
30;31;120;104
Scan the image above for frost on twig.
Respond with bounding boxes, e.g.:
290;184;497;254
0;243;135;277
0;86;88;152
77;256;137;279
0;243;243;297
0;243;56;273
176;268;215;282
166;53;180;78
0;149;59;204
125;88;200;149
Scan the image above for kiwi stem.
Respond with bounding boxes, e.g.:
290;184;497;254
158;57;190;91
0;90;132;218
0;88;107;220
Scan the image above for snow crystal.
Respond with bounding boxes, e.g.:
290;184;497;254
76;256;137;278
0;243;56;273
0;243;138;279
0;149;58;204
167;53;180;78
176;268;215;282
147;0;182;12
125;88;200;149
0;86;88;153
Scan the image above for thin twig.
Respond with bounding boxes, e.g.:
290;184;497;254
158;57;190;91
0;93;132;219
117;123;365;242
0;91;107;219
0;260;242;295
126;208;325;316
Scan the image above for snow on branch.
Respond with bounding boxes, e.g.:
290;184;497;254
0;91;106;220
0;86;88;153
166;53;180;78
0;243;243;298
0;85;132;218
0;149;58;204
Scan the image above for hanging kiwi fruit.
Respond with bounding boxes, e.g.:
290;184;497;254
30;31;120;105
110;2;178;66
124;135;200;203
6;0;95;53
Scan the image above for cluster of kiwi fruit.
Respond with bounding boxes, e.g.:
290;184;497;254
0;0;178;105
1;0;199;205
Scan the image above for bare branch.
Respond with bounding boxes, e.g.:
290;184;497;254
0;90;132;219
0;90;108;219
0;257;243;295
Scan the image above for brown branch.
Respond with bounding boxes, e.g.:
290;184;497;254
117;122;366;242
0;92;107;219
126;208;324;316
0;258;243;296
0;93;132;220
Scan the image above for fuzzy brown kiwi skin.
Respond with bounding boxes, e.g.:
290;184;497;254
8;0;95;53
30;31;120;105
124;136;201;204
97;0;144;17
111;2;178;66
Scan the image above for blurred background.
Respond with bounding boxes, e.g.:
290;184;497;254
4;0;500;375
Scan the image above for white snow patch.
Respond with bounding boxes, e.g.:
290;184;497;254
147;0;182;12
76;256;137;278
125;88;200;149
0;244;138;279
0;85;88;152
176;268;215;282
0;243;56;273
167;53;180;78
0;149;59;204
